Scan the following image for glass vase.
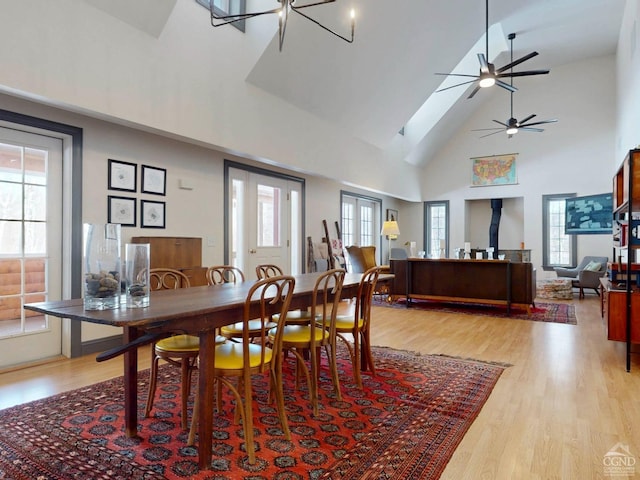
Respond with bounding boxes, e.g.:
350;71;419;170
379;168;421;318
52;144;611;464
83;223;121;310
124;243;150;308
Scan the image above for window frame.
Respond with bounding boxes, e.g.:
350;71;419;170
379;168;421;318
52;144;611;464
424;200;449;259
196;0;247;32
340;191;382;265
542;193;577;270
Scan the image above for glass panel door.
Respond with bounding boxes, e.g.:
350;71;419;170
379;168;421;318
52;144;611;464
0;128;63;367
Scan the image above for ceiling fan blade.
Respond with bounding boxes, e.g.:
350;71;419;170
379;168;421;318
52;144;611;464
492;119;508;127
519;114;536;125
521;119;558;127
434;73;481;78
480;130;505;138
478;53;489;73
471;127;504;131
436;79;479;93
496;80;517;92
467;84;482;99
520;127;545;132
500;70;550;78
496;51;539;73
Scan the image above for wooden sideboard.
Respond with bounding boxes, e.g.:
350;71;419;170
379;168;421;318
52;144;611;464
131;236;207;286
390;258;536;314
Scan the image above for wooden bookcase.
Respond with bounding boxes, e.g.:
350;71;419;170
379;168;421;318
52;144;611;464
130;236;207;286
611;149;640;370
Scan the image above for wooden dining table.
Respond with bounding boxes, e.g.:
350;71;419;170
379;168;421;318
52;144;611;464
24;271;387;470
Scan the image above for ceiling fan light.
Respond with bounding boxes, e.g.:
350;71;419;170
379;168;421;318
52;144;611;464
506;126;518;135
479;75;496;88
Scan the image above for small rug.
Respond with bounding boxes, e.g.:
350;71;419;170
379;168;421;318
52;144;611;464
0;346;507;480
374;298;577;324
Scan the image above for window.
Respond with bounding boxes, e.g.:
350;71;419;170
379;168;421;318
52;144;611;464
424;201;449;259
543;194;577;269
340;192;382;268
196;0;247;32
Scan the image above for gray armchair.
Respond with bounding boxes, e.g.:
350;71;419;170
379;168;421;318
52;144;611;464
555;256;608;299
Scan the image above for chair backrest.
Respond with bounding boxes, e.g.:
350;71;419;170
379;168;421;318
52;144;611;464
256;264;284;279
353;266;381;329
206;265;245;285
242;275;295;372
149;268;191;290
310;269;346;346
346;246;377;273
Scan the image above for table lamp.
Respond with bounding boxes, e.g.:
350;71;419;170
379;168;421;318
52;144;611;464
381;220;400;262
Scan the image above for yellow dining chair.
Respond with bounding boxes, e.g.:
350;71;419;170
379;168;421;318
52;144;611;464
334;266;381;388
144;268;200;430
188;275;295;464
270;268;345;416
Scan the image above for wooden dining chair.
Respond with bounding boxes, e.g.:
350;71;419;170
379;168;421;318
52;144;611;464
334;266;381;388
257;263;313;326
216;265;281;342
206;265;245;285
270;268;345;415
188;275;295;464
144;268;200;430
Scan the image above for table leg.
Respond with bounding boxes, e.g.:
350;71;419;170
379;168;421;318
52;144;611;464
197;330;216;470
123;326;140;438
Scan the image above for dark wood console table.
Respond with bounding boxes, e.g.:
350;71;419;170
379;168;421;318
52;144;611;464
390;258;535;315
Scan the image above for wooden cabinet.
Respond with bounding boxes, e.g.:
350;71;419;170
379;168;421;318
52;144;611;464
611;150;640;369
130;236;207;286
601;279;640;342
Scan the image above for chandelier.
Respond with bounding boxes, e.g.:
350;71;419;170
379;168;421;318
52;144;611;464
208;0;355;51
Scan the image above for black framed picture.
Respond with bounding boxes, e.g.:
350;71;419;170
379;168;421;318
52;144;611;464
141;200;166;228
108;159;137;192
386;208;398;222
107;195;136;227
141;165;167;196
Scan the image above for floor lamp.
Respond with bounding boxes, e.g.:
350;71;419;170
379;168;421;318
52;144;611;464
381;220;400;263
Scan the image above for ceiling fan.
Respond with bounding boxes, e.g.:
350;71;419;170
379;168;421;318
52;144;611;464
473;33;558;138
435;0;550;99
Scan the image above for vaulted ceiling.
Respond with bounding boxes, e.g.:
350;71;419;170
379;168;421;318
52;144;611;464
80;0;626;168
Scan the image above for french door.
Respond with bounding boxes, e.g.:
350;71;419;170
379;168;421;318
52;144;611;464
228;167;302;277
0;127;63;368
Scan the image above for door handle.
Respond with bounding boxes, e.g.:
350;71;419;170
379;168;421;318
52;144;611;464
249;249;257;254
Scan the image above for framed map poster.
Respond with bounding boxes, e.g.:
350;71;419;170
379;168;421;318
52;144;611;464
471;153;518;186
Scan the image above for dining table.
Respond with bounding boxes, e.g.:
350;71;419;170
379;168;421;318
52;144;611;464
23;271;390;470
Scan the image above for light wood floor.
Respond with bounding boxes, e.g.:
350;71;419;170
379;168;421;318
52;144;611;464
1;295;638;479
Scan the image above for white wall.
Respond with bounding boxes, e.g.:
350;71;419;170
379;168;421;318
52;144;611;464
617;0;640;160
421;55;616;278
0;93;413;341
0;0;423;201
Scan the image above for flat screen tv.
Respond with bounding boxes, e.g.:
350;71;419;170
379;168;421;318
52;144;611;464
565;193;613;235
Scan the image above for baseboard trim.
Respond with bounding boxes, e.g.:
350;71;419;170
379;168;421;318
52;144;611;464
80;335;123;357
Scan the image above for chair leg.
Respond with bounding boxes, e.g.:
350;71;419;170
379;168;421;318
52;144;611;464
180;358;192;430
360;330;375;376
144;349;160;418
324;343;342;401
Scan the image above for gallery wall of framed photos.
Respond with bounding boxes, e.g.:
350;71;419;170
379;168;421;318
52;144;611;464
107;159;166;228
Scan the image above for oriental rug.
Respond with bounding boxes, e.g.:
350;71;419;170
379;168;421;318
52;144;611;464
0;346;507;480
374;298;577;325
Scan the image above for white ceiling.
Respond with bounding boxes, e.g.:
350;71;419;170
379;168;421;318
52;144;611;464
82;0;625;167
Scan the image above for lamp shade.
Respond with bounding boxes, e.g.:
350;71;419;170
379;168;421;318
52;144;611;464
381;220;400;236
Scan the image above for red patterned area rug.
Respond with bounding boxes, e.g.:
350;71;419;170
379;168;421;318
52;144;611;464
374;298;577;324
0;346;507;480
